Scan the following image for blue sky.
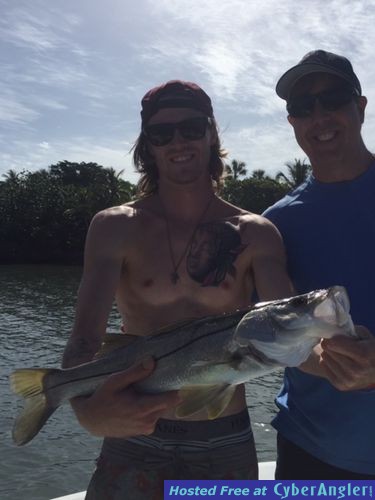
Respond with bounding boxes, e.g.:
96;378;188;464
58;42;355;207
1;0;375;185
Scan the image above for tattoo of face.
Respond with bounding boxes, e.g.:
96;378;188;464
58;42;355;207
186;221;246;287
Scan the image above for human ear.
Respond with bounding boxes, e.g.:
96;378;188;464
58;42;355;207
357;96;367;124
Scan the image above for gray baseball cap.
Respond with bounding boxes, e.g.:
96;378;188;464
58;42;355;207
276;49;362;100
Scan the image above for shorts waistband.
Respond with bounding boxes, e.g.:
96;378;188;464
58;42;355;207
150;408;251;440
100;410;255;466
102;409;252;454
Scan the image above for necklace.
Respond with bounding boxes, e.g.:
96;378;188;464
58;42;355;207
162;194;214;284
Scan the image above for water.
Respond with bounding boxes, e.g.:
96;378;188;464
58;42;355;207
0;265;283;500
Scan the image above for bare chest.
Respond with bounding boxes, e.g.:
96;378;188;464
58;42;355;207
117;216;254;331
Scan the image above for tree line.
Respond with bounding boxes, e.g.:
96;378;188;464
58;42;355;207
1;159;311;264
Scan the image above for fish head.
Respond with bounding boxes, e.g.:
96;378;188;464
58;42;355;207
233;286;355;367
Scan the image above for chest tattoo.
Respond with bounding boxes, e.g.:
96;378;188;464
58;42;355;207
186;221;246;287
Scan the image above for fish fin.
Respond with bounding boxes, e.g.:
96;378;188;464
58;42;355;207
10;369;58;446
10;368;53;397
205;385;236;419
175;384;234;419
12;393;56;446
94;333;138;359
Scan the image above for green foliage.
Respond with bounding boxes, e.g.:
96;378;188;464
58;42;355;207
0;162;136;264
276;158;312;188
222;177;289;214
250;169;267;179
224;159;248;180
1;157;304;264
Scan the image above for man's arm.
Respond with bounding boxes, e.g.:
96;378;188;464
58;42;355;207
63;209;126;369
248;217;375;391
247;217;343;385
249;216;295;301
252;217;375;391
63;209;179;438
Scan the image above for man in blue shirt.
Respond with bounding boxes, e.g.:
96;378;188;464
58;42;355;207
264;50;375;479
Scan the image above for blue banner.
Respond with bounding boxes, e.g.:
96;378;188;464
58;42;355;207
164;480;374;499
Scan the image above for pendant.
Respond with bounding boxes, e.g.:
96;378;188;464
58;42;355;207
171;271;180;284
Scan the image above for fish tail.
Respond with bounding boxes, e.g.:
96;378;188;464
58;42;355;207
10;369;58;446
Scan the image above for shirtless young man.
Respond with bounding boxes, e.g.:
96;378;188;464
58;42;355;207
63;81;293;498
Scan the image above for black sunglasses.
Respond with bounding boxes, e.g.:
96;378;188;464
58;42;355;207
287;87;359;118
143;116;212;147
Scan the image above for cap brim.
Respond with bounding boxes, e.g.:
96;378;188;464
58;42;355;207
276;64;357;100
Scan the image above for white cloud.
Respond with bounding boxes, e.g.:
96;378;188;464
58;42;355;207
0;95;40;124
0;4;82;52
143;0;375;108
224;116;306;175
1;0;375;186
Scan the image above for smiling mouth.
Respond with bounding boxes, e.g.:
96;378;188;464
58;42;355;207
315;131;337;142
170;153;195;163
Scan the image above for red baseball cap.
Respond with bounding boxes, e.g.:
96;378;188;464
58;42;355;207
141;80;214;124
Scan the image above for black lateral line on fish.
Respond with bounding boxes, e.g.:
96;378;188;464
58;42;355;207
45;318;242;391
153;320;239;363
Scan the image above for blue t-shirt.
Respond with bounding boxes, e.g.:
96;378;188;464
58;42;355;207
263;164;375;474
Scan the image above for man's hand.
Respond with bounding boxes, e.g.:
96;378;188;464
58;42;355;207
71;357;180;438
320;326;375;391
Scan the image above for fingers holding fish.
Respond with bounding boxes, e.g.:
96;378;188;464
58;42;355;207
320;334;375;390
320;350;358;390
322;326;373;358
72;362;180;439
74;390;180;439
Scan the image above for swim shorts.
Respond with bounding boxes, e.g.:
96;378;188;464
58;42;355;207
85;409;258;500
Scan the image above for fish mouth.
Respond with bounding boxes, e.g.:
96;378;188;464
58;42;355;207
313;286;350;327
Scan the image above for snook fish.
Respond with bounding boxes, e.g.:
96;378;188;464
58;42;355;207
10;286;355;446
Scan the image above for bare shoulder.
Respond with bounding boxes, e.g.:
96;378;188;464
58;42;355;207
228;206;293;300
237;212;284;257
213;197;281;244
239;211;280;233
84;203;139;259
86;198;160;260
89;199;149;235
92;202;137;225
220;199;278;234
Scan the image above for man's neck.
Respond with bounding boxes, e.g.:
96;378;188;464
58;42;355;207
312;148;374;183
158;182;216;222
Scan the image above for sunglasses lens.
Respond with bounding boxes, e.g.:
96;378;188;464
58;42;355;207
287;95;315;118
320;88;354;111
179;117;208;140
144;117;210;146
287;87;356;118
144;123;174;146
